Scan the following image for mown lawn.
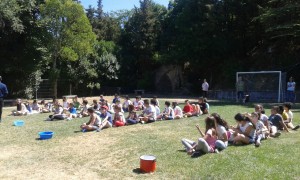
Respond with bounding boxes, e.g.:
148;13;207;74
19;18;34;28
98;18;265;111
0;99;299;179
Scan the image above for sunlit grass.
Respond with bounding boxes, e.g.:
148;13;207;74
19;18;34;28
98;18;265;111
0;100;299;179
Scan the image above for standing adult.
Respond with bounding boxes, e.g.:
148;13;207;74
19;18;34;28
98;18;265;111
0;76;8;122
202;79;209;98
286;77;296;103
236;76;245;102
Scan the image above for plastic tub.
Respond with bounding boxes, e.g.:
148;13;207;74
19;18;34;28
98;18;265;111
14;120;24;127
140;155;156;173
39;131;54;140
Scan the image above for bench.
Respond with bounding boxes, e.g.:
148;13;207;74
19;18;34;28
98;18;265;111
62;95;77;99
134;90;145;95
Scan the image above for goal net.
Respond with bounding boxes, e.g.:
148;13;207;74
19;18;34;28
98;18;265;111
236;71;286;102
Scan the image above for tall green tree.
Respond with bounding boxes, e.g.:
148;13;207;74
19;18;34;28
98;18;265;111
119;0;167;89
39;0;96;97
0;0;46;97
254;0;300;70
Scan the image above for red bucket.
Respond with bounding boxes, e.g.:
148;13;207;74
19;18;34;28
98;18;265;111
140;155;156;173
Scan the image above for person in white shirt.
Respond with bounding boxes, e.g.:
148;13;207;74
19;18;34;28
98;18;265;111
12;99;28;116
133;96;144;111
122;96;132;112
151;99;160;118
283;102;300;130
202;79;209;98
286;77;296;103
211;113;229;150
172;102;183;119
139;99;156;123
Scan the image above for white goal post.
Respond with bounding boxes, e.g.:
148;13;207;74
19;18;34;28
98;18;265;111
236;71;283;103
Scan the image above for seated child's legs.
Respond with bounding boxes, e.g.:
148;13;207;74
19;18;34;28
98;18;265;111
286;122;295;129
174;115;181;119
127;119;138;124
115;121;125;127
270;125;278;136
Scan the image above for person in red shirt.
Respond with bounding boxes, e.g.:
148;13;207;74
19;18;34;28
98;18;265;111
183;100;194;117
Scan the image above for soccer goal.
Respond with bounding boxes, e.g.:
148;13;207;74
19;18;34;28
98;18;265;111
236;71;286;103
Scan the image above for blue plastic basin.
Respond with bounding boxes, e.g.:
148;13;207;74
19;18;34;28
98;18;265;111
14;120;24;127
39;131;54;140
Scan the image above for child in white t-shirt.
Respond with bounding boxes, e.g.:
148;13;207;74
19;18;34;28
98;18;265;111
283;102;300;130
247;112;268;147
172;102;183;119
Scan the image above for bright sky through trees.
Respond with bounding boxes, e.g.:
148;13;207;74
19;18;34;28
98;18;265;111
81;0;169;12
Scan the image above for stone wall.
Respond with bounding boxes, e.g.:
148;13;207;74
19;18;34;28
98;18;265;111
155;65;183;93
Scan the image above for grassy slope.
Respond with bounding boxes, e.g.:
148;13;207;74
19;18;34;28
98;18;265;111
0;101;299;179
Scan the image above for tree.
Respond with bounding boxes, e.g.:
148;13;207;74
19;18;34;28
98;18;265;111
0;0;47;97
119;0;167;89
39;0;96;97
253;0;300;69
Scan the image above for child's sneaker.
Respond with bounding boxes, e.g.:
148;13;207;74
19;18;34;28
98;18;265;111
82;129;86;133
292;125;300;131
274;132;281;137
140;121;145;124
214;149;219;153
67;117;72;121
255;142;261;147
96;128;101;132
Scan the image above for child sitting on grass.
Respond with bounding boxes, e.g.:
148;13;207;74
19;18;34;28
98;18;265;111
47;101;65;121
283;102;300;130
72;96;80;109
40;100;51;113
31;99;41;113
157;101;174;120
79;99;90;117
230;113;256;145
67;103;77;120
133;96;144;111
269;106;289;137
198;97;208;114
246;112;269;147
122;95;132;112
172;102;183;119
211;113;229;151
80;107;113;132
80;108;101;132
113;105;125;127
139;99;156;123
183;100;194;117
151;99;160;118
191;104;201;116
62;97;69;112
181;116;218;156
12;99;28;116
126;110;139;125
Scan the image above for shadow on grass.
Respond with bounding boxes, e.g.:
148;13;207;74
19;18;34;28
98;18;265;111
35;138;53;141
74;130;99;133
177;149;186;152
132;168;155;174
177;149;205;158
132;168;143;174
191;151;205;158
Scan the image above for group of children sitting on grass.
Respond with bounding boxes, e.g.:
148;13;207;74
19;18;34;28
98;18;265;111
11;95;299;156
80;95;210;132
10;94;209;127
182;103;300;157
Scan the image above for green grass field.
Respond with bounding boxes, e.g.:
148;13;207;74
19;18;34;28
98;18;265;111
0;100;299;179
